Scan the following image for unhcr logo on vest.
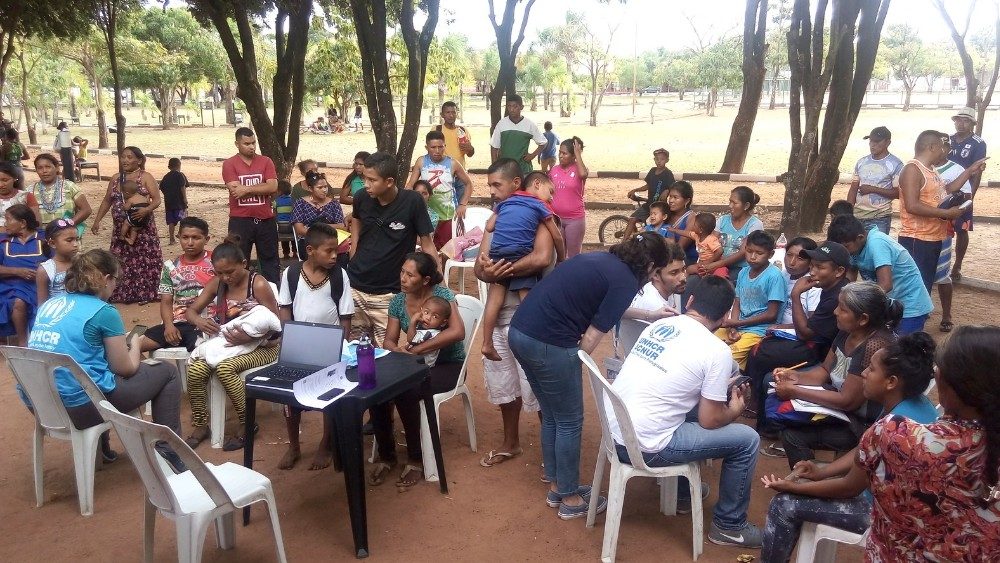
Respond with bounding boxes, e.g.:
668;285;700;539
33;296;74;329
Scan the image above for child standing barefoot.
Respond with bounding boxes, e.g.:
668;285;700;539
36;219;81;303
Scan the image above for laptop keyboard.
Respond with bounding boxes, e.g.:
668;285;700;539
267;366;309;382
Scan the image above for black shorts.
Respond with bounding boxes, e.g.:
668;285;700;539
143;321;201;351
630;202;651;222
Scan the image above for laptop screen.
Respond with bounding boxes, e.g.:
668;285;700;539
278;321;345;369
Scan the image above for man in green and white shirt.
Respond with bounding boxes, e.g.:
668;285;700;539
490;94;548;175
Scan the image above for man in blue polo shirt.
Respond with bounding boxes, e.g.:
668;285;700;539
947;107;988;280
827;215;933;335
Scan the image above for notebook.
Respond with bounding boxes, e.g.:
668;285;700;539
248;320;345;389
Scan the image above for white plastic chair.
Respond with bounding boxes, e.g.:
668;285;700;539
417;295;483;471
1;346;115;517
206;282;279;449
604;318;651;380
153;347;192;394
370;294;484;481
443;206;493;295
580;350;704;562
96;400;287;563
209;362;275;449
793;522;867;563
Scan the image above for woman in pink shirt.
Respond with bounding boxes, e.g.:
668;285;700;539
549;137;588;258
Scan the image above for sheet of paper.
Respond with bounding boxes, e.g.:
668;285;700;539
293;361;357;409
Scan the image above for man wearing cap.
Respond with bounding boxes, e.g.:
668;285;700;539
745;241;849;433
847;126;904;235
948;107;987;280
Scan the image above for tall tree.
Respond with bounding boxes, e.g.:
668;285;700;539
95;0;137;154
581;24;618;127
62;30;112;148
781;0;891;234
120;8;225;130
189;0;312;179
720;0;769;173
880;24;930;111
934;0;1000;135
346;0;439;178
765;0;793;109
0;0;97;90
487;0;537;132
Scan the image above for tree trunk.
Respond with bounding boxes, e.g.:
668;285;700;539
0;31;14;101
488;0;537;132
350;0;399;155
159;86;173;130
107;35;126;155
678;89;685;100
974;12;1000;136
18;56;35;145
769;65;780;109
934;0;979;110
902;84;912;111
782;0;890;234
95;72;109;149
720;0;769;173
397;0;440;178
201;1;312;180
223;84;236;125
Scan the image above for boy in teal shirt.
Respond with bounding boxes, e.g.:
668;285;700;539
720;230;787;370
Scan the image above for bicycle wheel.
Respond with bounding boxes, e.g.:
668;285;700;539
599;214;631;245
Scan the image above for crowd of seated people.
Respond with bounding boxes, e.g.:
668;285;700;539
5;107;999;559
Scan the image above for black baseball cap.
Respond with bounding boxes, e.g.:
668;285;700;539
864;126;891;141
800;241;851;268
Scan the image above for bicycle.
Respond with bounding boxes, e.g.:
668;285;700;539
598;194;648;245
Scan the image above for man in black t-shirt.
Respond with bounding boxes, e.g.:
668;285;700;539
624;148;675;239
159;157;190;245
348;152;435;345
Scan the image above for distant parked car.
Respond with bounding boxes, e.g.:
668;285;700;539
641;86;661;95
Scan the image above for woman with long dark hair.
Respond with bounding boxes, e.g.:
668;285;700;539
90;146;163;303
761;325;1000;561
508;232;670;520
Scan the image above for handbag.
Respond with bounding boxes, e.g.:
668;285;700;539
441;217;483;261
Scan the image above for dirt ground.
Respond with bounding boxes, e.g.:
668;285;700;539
1;157;997;562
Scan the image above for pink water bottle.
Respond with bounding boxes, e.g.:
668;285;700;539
357;334;377;390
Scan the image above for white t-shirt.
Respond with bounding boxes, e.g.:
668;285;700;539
277;267;355;323
630;282;683;313
937;160;972;195
779;270;822;326
608;315;737;452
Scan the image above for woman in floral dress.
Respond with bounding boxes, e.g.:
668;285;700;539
90;146;163;303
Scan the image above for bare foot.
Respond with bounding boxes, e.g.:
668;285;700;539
309;448;333;470
278;447;300;470
482;342;502;362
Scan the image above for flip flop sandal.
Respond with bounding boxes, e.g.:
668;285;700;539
222;424;259;452
396;464;424;490
479;448;523;467
940;320;954;333
184;428;210;449
367;462;396;486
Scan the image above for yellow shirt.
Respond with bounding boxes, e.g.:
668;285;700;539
439;124;471;167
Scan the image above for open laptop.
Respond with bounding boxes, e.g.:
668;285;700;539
247;320;345;389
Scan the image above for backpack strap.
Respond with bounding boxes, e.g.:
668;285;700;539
286;261;344;311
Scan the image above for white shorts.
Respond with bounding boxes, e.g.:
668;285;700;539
482;324;539;411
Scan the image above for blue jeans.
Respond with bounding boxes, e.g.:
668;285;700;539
897;314;928;335
617;419;760;530
861;215;891;235
508;327;584;496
